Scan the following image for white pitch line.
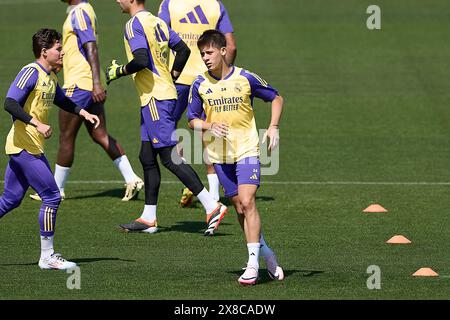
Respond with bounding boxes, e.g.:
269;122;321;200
259;181;450;186
0;180;445;186
1;180;450;185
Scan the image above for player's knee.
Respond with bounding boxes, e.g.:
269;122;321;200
239;197;255;213
59;129;76;144
160;156;174;170
139;153;157;169
41;191;62;207
2;197;23;211
58;136;75;151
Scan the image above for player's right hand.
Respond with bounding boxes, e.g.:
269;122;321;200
262;126;280;151
106;60;126;85
36;123;52;139
92;83;106;103
210;122;229;138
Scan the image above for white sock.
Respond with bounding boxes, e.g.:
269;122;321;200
196;188;218;213
259;233;274;258
54;164;71;192
40;236;54;259
247;242;260;269
207;174;220;201
113;155;138;184
140;205;157;223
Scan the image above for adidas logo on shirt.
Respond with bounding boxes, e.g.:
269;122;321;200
205;88;213;94
179;5;209;24
250;174;258;180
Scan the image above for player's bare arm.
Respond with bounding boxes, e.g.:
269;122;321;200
189;118;229;138
83;41;106;103
263;95;284;151
224;33;237;66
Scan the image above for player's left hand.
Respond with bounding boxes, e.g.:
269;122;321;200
106;60;126;85
80;109;100;129
262;126;279;151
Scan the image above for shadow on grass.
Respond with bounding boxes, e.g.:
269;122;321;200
116;221;233;236
227;269;324;283
71;257;136;264
160;221;233;237
67;188;140;201
179;195;275;210
0;257;135;267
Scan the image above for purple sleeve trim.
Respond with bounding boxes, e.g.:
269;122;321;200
240;69;278;102
217;1;234;34
72;9;96;46
126;17;148;51
187;77;205;121
6;67;38;106
156;23;168;41
158;0;171;26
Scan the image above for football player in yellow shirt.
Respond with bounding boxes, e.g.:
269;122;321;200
30;0;143;203
107;0;227;236
158;0;237;207
188;30;284;284
1;29;99;270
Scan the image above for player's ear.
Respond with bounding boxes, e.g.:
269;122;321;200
220;47;227;57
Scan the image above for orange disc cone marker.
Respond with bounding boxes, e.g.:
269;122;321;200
412;268;439;277
386;235;411;244
363;204;388;213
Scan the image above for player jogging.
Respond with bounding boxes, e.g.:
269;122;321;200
187;30;284;284
107;0;227;236
30;0;143;202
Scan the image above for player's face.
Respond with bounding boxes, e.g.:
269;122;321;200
199;45;226;71
43;40;64;71
116;0;131;13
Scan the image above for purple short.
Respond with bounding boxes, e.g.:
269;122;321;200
64;86;94;109
213;157;260;198
141;98;177;148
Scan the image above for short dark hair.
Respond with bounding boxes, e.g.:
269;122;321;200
197;29;227;49
32;28;62;58
136;0;146;4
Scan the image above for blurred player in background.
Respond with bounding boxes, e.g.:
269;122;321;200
1;29;100;269
158;0;236;207
107;0;227;236
30;0;143;202
188;30;284;284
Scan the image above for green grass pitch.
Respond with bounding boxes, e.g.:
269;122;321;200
1;0;450;299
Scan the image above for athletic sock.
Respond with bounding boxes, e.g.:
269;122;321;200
140;205;157;223
247;242;260;269
259;233;274;258
196;188;219;214
207;173;220;201
40;236;54;259
113;155;138;184
54;164;71;192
